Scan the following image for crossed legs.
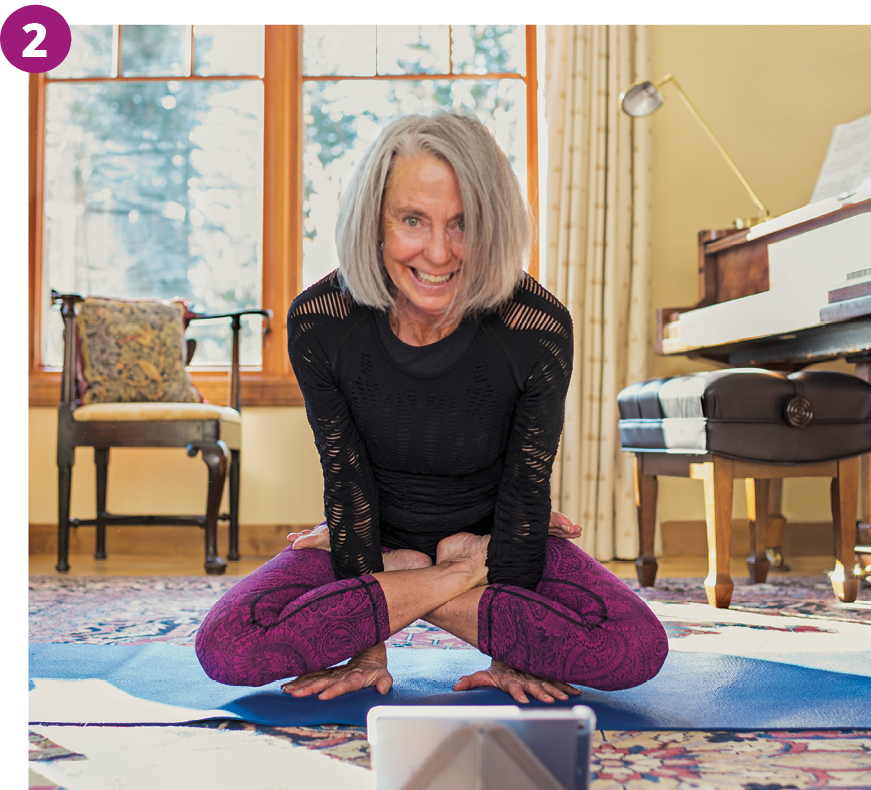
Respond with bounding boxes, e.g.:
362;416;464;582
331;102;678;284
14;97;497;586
195;534;667;697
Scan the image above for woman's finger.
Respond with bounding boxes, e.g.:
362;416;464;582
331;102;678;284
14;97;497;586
283;676;327;696
375;673;393;694
505;679;530;704
539;681;568;701
521;679;554;703
452;670;490;691
318;678;355;700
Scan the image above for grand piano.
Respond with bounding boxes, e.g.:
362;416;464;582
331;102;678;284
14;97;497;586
657;195;871;371
656;193;871;566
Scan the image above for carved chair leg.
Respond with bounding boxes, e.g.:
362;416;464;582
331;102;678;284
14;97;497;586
633;455;658;586
57;453;73;573
227;448;241;561
94;448;109;560
831;456;860;603
700;456;734;608
745;478;771;583
189;441;228;575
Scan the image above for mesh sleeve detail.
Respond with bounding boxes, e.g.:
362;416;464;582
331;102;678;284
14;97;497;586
287;276;384;579
487;275;574;589
287;279;354;324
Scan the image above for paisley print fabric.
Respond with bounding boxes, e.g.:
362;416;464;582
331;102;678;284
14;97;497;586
478;538;668;690
76;297;202;404
195;547;390;686
194;538;666;690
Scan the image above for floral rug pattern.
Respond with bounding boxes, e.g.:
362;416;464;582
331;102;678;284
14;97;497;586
28;573;870;648
28;574;871;789
629;575;871;624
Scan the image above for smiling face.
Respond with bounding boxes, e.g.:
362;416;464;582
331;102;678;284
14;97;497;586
380;153;466;342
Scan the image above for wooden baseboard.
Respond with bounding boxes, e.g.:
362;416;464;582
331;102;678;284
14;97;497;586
28;522;317;559
31;519;837;560
661;519;836;557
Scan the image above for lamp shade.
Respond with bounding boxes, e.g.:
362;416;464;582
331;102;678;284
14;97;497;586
620;81;664;117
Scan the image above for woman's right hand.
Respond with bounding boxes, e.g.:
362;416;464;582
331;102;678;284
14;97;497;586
281;642;393;700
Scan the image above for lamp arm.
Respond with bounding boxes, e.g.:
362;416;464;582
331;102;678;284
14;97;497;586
655;74;769;219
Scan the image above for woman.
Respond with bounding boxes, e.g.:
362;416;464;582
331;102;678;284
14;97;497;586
195;113;667;704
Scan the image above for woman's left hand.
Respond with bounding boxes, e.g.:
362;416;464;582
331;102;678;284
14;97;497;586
549;510;581;540
452;659;581;704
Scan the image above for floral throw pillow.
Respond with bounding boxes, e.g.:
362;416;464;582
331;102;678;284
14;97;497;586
76;297;203;405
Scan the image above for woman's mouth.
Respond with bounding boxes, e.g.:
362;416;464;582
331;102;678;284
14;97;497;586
413;268;456;285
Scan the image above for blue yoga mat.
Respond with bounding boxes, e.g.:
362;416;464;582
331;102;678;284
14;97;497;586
29;642;871;730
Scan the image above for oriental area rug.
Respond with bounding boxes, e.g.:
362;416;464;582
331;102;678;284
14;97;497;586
28;574;871;790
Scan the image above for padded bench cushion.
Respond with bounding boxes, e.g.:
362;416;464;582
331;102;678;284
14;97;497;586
618;369;871;463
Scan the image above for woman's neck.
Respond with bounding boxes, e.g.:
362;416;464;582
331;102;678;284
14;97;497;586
388;307;462;347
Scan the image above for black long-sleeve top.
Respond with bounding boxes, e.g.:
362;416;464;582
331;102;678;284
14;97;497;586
287;270;573;590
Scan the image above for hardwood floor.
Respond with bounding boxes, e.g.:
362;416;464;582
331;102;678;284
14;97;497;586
28;551;839;579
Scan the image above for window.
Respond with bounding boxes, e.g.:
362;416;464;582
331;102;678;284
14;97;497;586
29;25;538;407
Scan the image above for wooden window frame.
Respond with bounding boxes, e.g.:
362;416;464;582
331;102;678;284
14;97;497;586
28;25;538;408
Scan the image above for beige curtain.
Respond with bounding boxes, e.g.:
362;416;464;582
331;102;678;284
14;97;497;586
544;25;653;560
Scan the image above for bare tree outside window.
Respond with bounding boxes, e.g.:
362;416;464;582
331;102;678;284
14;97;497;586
41;25;265;369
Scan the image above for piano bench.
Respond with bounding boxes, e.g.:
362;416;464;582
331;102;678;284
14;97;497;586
618;368;871;608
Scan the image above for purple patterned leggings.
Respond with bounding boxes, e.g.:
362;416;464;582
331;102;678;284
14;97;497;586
195;537;668;691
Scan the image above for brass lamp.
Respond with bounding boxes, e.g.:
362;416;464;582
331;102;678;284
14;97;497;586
620;74;770;229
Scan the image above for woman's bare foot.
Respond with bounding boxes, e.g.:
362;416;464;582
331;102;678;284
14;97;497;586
383;549;433;571
436;532;490;565
435;532;490;586
290;525;431;572
281;642;392;700
289;521;329;550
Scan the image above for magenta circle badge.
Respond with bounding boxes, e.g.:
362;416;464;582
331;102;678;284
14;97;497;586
1;5;72;74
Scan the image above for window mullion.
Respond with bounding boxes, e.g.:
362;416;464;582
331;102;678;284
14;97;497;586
526;24;539;280
261;25;302;382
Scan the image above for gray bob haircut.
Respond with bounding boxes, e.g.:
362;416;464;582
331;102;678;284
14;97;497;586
335;112;531;320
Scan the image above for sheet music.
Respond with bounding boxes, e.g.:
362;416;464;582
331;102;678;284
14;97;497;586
810;111;871;203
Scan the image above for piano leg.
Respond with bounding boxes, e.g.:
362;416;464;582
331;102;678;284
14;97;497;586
693;456;734;609
763;478;789;570
745;478;771;583
855;362;871;539
633;455;658;587
862;454;870;527
830;456;860;603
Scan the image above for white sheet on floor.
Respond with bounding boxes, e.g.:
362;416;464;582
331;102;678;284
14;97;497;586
647;600;871;674
29;678;232;725
29;724;375;790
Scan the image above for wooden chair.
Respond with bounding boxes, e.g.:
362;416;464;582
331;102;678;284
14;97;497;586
53;291;271;575
619;369;871;608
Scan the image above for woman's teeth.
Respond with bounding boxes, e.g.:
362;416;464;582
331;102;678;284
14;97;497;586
415;269;453;285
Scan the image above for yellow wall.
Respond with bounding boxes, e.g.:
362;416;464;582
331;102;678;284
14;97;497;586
28;26;871;533
29;407;325;526
647;25;871;523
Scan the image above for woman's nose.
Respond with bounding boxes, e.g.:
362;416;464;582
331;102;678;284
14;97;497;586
425;227;454;265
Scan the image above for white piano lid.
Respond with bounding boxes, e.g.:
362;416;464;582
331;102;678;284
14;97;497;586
746;197;842;241
746;178;871;243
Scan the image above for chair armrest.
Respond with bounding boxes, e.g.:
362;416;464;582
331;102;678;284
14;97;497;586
188;308;273;325
187;309;273;412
